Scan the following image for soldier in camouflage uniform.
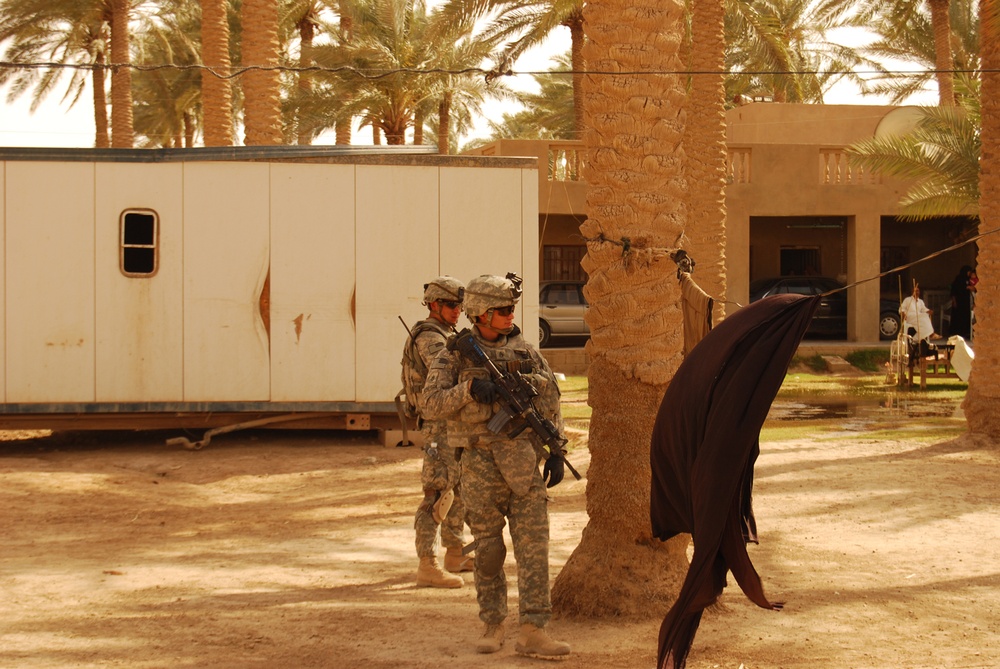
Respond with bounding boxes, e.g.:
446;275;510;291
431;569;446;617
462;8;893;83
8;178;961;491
407;276;474;589
422;273;571;659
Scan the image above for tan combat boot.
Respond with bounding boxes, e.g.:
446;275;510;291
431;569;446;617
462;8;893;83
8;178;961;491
475;622;505;654
444;546;474;573
416;556;463;588
515;623;571;659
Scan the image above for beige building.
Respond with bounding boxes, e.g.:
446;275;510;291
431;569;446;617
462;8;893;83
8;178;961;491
469;103;977;342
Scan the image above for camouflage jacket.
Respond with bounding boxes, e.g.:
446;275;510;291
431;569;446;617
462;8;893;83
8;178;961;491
421;326;564;446
410;318;454;416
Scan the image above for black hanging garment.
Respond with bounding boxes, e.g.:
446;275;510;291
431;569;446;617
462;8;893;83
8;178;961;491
650;293;820;669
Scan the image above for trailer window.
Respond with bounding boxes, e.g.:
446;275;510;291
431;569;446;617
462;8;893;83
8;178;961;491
120;210;158;276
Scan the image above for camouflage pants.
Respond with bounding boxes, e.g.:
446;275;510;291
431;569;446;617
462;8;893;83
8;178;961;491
461;439;551;628
414;422;467;558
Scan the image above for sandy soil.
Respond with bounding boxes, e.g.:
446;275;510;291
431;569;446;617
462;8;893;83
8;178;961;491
0;411;998;669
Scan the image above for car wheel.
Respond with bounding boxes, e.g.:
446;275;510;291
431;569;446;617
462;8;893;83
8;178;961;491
879;311;901;340
539;320;551;348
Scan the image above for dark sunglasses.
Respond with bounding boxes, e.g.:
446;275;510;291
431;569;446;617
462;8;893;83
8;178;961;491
493;305;516;316
439;300;462;309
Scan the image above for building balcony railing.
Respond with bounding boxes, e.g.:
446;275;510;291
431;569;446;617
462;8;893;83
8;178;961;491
548;142;585;182
544;144;878;186
728;147;752;184
818;148;880;185
465;139;887;220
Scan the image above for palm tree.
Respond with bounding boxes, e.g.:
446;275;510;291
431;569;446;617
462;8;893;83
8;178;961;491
479;0;845;143
281;0;358;145
550;0;691;617
724;0;831;103
850;0;978;103
929;0;956;104
131;0;202;147
685;0;728;314
304;0;506;148
962;0;1000;440
440;0;586;137
242;0;284;144
201;0;236;145
281;0;333;145
815;0;957;105
0;0;112;147
332;0;359;144
846;75;980;223
110;0;135;147
306;0;429;144
419;11;516;153
481;52;575;140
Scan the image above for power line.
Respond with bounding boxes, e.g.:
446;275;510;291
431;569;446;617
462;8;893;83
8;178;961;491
0;60;993;81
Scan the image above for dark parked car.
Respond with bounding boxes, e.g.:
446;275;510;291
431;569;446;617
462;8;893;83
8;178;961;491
749;276;901;340
539;281;590;347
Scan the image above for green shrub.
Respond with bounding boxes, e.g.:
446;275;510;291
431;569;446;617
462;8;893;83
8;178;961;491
791;354;828;372
845;349;891;373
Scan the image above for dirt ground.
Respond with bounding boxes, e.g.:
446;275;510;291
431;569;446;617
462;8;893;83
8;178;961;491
1;407;998;669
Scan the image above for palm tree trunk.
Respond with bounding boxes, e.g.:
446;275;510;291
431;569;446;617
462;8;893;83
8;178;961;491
92;51;110;149
335;120;352;144
567;10;585;140
684;0;728;313
110;0;134;148
963;0;999;438
297;16;316;146
242;0;284;145
335;13;355;145
413;108;425;145
437;92;451;154
929;0;955;105
550;0;690;617
201;0;235;146
384;111;405;144
184;112;195;147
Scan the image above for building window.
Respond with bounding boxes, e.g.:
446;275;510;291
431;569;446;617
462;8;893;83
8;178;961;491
542;245;586;281
780;247;820;276
120;209;158;276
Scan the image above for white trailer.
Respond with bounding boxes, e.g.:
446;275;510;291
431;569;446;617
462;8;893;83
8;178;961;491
0;146;539;441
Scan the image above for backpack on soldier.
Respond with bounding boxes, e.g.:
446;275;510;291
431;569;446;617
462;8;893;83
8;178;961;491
398;320;447;420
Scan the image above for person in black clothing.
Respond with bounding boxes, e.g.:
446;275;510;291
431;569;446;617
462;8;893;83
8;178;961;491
949;265;975;340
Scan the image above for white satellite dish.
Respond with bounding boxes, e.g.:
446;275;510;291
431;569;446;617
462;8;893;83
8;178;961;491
873;106;924;139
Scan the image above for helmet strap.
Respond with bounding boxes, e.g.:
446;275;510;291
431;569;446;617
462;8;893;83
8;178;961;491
475;309;514;339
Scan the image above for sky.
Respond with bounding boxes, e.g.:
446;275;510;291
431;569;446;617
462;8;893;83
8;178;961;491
0;27;938;149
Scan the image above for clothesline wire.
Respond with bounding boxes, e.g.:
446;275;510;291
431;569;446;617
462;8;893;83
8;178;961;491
579;224;996;308
822;224;999;298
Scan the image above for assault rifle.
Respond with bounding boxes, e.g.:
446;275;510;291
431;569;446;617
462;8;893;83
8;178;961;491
448;328;581;481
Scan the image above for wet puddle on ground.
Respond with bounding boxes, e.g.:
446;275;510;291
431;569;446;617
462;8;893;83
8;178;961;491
768;395;964;423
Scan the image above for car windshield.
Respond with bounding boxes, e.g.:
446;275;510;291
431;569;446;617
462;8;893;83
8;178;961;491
748;279;775;295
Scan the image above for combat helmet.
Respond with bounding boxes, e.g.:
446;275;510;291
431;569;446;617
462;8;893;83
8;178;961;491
423;276;465;305
464;272;523;322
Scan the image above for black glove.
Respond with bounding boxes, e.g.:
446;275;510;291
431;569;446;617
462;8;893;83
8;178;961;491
469;378;499;405
543;452;565;488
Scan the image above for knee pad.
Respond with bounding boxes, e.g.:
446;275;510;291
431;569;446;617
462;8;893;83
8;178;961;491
475;536;507;579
